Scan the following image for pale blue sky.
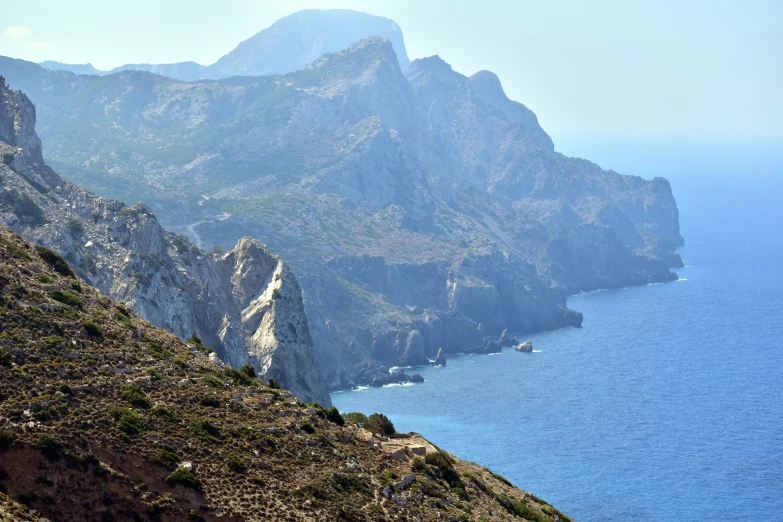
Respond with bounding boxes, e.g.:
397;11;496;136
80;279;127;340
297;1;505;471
1;0;781;138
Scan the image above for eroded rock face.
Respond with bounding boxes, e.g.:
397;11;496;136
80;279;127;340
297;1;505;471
0;36;681;390
0;78;329;406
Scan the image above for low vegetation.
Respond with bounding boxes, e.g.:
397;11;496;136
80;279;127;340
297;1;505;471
0;225;568;521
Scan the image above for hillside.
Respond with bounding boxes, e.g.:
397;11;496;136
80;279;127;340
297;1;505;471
0;224;571;522
0;36;681;389
0;77;330;406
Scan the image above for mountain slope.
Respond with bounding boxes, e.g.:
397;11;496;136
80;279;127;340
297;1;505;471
0;224;571;521
38;9;409;81
0;37;680;389
0;76;330;406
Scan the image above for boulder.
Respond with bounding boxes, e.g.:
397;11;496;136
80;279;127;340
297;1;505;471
434;348;446;366
498;329;519;347
515;341;533;352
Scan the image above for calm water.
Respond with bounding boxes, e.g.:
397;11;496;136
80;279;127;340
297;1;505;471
332;137;783;521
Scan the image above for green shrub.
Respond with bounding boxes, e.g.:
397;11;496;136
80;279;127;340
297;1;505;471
299;420;316;434
150;405;176;421
0;427;16;450
2;152;14;165
0;349;10;368
425;449;466;497
36;434;65;460
65;217;84;235
80;253;98;275
364;413;395;436
342;412;368;426
121;385;150;408
50;290;82;307
109;406;142;435
70;281;82;292
9;192;47;226
494;493;549;522
0;237;30;260
226;454;248;473
115;310;133;328
35;246;75;277
199;395;221;408
165;467;201;490
325;406;345;426
151;448;180;470
132;270;151;287
484;467;514;487
240;364;256;378
267;377;281;390
191;419;220;444
82;320;102;337
203;375;224;388
37;273;55;284
223;367;253;386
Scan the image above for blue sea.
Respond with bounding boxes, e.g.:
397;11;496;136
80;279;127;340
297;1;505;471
332;136;783;521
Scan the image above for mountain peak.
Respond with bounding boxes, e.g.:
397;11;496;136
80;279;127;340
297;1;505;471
204;9;409;79
469;70;506;99
408;55;454;75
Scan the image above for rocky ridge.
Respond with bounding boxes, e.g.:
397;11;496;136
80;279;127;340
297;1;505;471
0;224;572;521
0;34;682;390
0;77;330;406
38;9;410;81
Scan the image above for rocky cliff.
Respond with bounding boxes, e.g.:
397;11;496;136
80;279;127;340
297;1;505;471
0;34;682;390
0;77;330;406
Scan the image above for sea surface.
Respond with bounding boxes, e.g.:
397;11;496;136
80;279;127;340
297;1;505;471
332;136;783;521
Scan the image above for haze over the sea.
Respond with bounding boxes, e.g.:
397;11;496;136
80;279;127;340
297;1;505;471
3;0;781;139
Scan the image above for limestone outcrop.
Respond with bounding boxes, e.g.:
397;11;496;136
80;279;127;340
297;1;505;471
515;341;533;352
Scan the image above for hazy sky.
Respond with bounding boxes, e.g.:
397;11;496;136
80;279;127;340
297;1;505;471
1;0;781;138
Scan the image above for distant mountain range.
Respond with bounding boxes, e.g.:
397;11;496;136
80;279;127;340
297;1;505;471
0;10;682;390
39;9;410;81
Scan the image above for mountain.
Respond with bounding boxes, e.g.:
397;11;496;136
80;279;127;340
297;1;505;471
107;61;205;81
0;76;330;406
0;37;681;390
203;9;409;78
38;9;409;81
39;60;102;75
0;224;572;521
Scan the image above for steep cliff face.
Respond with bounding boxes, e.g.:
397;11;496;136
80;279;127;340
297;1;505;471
204;9;410;79
0;77;330;405
0;36;682;390
406;56;684;260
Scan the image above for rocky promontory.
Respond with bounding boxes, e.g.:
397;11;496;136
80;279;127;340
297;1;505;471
0;29;682;391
